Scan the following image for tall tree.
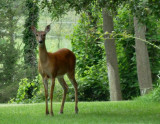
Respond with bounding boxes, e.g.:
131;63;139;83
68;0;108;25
23;0;39;80
134;17;152;95
0;0;25;84
102;9;122;100
128;0;156;95
0;0;26;102
0;0;25;42
23;0;39;98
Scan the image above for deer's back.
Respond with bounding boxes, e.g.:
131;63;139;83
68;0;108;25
38;48;76;78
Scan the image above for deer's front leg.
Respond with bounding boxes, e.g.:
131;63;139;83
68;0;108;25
50;77;55;116
43;78;49;115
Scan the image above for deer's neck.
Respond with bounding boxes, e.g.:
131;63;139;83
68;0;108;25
39;44;48;63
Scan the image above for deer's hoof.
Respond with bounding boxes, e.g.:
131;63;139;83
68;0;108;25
59;111;63;114
75;108;78;114
46;111;49;115
51;111;54;116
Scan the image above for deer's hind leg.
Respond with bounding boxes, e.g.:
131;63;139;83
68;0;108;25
50;77;55;116
58;76;68;114
67;72;78;114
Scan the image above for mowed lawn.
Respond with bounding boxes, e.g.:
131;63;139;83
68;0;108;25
0;101;160;124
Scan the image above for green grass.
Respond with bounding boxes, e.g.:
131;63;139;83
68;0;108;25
0;101;160;124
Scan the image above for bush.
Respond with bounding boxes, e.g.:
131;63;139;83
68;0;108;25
13;77;40;103
69;60;109;101
135;72;160;102
151;72;160;102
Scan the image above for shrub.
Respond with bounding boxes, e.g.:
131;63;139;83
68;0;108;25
135;71;160;102
69;60;109;101
14;77;40;103
151;72;160;102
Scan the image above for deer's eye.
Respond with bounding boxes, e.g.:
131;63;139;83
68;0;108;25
43;34;46;37
36;34;38;36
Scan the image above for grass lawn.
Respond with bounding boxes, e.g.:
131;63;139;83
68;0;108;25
0;101;160;124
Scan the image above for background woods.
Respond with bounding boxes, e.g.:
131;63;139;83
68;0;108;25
0;0;160;103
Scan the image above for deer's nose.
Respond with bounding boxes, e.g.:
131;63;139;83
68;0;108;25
39;40;43;43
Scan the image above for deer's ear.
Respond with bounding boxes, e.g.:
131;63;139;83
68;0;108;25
31;26;37;35
45;25;50;33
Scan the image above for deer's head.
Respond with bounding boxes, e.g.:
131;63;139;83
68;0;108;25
31;25;50;46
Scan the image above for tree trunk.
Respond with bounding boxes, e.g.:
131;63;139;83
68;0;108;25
23;0;39;81
134;16;152;95
102;9;122;101
23;0;39;98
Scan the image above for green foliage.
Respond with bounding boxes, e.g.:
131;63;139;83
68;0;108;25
129;0;160;23
0;41;19;84
14;77;40;103
70;6;109;101
135;85;160;103
40;0;93;19
0;0;25;40
78;61;109;101
145;16;160;83
23;0;39;80
0;0;26;85
0;0;26;102
0;41;27;103
150;72;160;102
69;60;109;101
135;72;160;102
40;0;126;19
71;8;103;77
152;85;160;102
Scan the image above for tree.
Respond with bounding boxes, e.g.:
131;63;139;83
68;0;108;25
102;9;122;100
0;0;25;84
134;17;152;95
23;0;39;98
0;0;26;102
0;0;25;42
128;0;159;95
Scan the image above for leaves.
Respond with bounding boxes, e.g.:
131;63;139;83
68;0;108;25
15;76;40;103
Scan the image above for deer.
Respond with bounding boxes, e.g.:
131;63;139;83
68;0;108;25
31;25;78;116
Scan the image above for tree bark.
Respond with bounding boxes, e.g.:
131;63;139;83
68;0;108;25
134;16;152;95
102;9;122;101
